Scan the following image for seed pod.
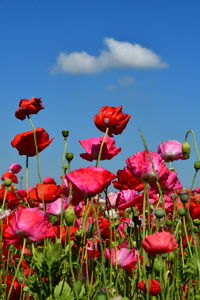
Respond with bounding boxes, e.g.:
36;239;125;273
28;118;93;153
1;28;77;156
178;208;186;216
154;208;165;219
65;152;74;162
62;130;69;138
179;190;188;203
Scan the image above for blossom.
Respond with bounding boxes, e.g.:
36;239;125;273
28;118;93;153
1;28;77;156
3;207;55;244
1;171;18;184
15;97;44;120
79;136;121;161
94;105;130;137
28;183;62;203
39;197;68;216
137;279;161;296
158;140;186;162
65;166;116;198
11;128;54;157
142;232;178;256
8;163;22;174
126;150;169;183
112;167;144;191
104;247;138;272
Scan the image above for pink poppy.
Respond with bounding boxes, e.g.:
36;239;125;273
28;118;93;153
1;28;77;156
65;166;116;198
158;140;186;162
104;247;138;271
79;136;121;161
8;163;22;174
126;150;169;184
3;207;55;244
39;197;68;216
142;231;178;256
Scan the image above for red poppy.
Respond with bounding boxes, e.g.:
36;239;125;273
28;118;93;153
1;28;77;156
142;231;178;256
15;97;44;120
94;105;130;137
137;279;161;296
65;166;116;198
1;171;18;184
112;167;144;191
28;183;62;203
11;128;54;157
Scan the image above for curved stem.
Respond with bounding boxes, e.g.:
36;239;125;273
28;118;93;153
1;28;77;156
95;127;109;167
185;129;200;160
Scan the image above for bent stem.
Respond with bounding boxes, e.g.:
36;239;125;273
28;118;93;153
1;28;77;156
184;129;200;160
95;127;109;167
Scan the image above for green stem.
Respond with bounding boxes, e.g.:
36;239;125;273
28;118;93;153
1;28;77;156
95;127;109;167
25;156;29;195
185;129;200;160
62;137;67;176
7;239;26;300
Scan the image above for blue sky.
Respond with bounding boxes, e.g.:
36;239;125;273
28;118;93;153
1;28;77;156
1;0;200;188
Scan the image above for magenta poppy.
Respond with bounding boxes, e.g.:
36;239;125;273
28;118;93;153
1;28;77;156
79;136;121;161
158;140;186;162
65;166;116;198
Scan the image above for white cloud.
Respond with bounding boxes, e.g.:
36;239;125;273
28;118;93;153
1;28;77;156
52;38;168;74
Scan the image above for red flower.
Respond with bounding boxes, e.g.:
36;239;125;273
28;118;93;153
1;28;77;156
94;105;130;137
28;183;62;203
15;97;44;120
1;171;18;184
65;166;116;198
138;279;161;296
142;232;178;256
11;128;54;157
112;167;144;191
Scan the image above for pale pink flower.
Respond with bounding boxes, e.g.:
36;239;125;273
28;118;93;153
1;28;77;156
39;197;68;216
158;140;185;162
104;247;138;271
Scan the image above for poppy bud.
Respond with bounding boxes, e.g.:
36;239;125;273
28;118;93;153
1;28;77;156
4;178;12;186
65;152;74;162
182;141;191;158
62;130;69;138
165;220;173;226
154;208;165;219
194;161;200;171
178;208;186;216
64;206;76;226
179;190;188;203
153;257;163;273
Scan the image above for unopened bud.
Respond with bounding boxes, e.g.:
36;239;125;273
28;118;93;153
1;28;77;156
178;207;186;216
179;190;188;203
194;161;200;171
182;141;191;158
64;206;76;226
65;152;74;162
62;130;69;138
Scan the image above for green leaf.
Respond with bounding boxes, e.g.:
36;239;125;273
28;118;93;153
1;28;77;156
54;280;74;300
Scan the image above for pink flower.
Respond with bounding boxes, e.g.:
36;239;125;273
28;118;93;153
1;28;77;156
104;247;138;271
158;140;186;162
3;207;55;244
65;166;116;198
39;197;68;216
142;231;178;256
79;136;121;161
8;163;22;174
126;150;168;184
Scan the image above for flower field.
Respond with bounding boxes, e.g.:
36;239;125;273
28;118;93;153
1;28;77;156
0;98;200;299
